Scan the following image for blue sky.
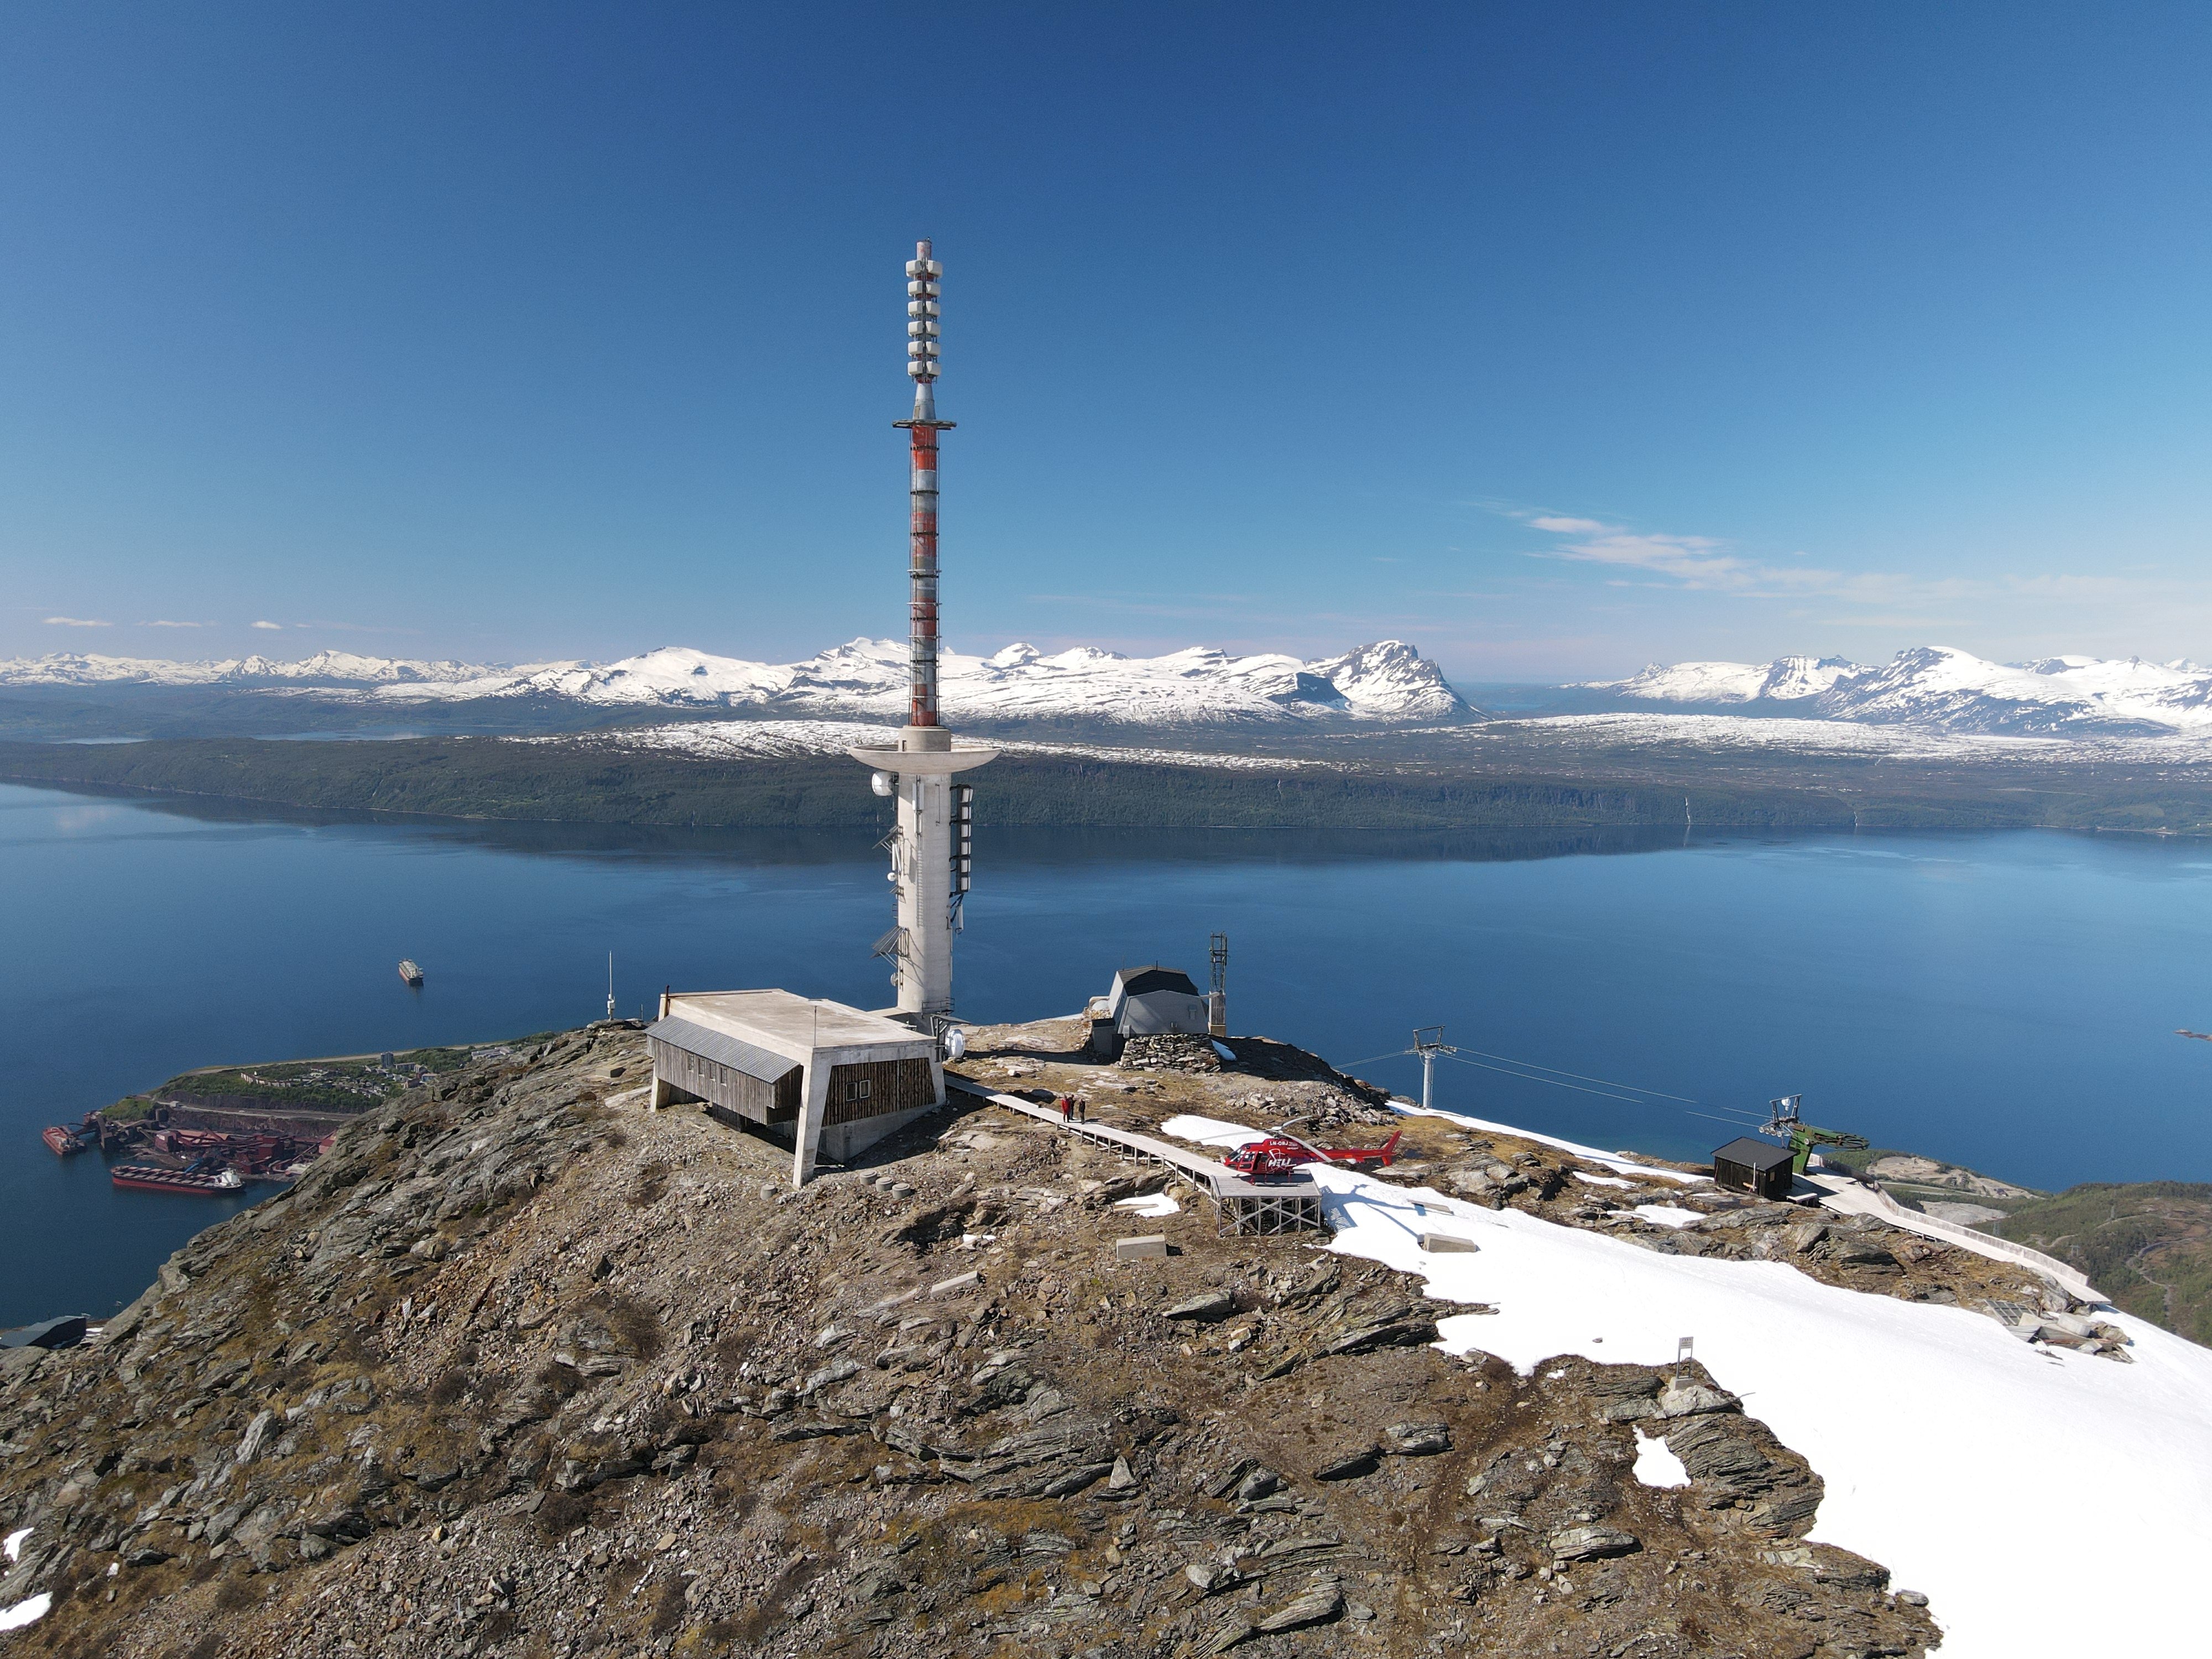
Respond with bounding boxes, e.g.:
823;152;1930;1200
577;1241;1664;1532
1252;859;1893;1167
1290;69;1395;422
3;3;2209;681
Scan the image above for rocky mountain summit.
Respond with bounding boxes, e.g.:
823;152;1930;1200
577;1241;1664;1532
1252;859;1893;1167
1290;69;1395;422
0;1025;1953;1658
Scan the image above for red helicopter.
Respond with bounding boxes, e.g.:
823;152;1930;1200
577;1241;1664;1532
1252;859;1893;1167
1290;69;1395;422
1220;1126;1403;1182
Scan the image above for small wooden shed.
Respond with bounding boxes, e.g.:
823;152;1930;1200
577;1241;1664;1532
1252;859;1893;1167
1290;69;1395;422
1712;1136;1796;1200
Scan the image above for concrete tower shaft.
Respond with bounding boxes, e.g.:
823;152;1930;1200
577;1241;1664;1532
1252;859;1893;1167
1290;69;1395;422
850;238;994;1022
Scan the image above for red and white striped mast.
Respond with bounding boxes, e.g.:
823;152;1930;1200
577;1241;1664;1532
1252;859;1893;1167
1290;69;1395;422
848;239;995;1027
896;239;948;728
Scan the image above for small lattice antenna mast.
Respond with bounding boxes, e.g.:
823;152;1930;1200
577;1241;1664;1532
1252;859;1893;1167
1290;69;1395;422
1208;932;1229;1038
606;952;615;1021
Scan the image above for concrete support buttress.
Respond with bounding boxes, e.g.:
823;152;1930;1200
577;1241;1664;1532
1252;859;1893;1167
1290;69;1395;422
792;1060;833;1188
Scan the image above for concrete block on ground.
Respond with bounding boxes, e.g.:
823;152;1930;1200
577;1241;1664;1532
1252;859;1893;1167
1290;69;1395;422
1420;1233;1479;1254
930;1271;982;1298
1115;1234;1170;1261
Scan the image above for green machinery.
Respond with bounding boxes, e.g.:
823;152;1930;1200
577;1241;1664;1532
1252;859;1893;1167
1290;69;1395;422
1762;1094;1869;1175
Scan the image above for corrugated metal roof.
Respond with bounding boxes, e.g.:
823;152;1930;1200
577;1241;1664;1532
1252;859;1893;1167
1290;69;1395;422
647;1017;799;1085
1712;1136;1794;1171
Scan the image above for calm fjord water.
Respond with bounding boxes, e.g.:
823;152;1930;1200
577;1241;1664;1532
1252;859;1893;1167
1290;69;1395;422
4;781;2211;1325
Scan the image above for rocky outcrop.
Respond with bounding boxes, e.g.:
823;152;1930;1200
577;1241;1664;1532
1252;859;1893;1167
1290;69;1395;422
1118;1035;1223;1074
0;1026;1942;1659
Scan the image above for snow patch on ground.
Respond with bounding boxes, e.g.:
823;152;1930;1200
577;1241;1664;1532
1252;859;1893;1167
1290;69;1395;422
1113;1192;1181;1218
1631;1203;1704;1228
1632;1429;1690;1489
1573;1171;1635;1190
0;1528;44;1633
1302;1162;2212;1659
1160;1114;1264;1149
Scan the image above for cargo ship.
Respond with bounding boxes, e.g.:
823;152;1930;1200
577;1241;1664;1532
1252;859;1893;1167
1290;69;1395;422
110;1164;246;1196
399;959;424;987
41;1124;90;1156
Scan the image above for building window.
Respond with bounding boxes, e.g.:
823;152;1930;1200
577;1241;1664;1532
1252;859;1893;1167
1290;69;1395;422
844;1078;873;1103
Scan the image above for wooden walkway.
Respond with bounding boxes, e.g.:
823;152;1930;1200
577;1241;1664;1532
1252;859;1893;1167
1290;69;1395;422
946;1075;1325;1235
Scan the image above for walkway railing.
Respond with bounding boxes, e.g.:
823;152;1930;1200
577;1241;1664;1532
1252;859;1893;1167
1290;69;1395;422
946;1075;1324;1235
1804;1173;2101;1303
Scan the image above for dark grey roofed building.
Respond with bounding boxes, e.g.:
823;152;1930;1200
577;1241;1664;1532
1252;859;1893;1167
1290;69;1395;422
1712;1135;1796;1200
1107;964;1211;1039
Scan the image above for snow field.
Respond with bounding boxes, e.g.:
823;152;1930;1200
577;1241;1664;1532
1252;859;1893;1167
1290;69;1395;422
1303;1162;2212;1658
0;1526;46;1631
1156;1110;2212;1654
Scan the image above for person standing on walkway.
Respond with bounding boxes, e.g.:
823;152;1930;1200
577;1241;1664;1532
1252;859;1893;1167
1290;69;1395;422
1076;1098;1087;1124
1060;1094;1073;1123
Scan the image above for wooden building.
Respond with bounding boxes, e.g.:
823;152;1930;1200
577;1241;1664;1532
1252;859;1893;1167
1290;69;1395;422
1712;1135;1797;1201
647;989;942;1186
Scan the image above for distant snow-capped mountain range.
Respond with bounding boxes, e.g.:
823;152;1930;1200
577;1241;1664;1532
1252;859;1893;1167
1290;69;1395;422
1590;646;2212;736
0;639;1469;727
9;638;2211;738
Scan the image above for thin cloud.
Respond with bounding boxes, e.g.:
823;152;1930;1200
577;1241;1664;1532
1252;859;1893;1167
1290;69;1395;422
43;615;110;628
1515;512;1979;606
286;620;422;636
1502;509;2212;658
250;620;284;630
142;619;209;628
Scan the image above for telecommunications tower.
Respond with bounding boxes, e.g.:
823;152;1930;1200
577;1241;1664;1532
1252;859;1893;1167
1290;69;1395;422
848;240;997;1024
